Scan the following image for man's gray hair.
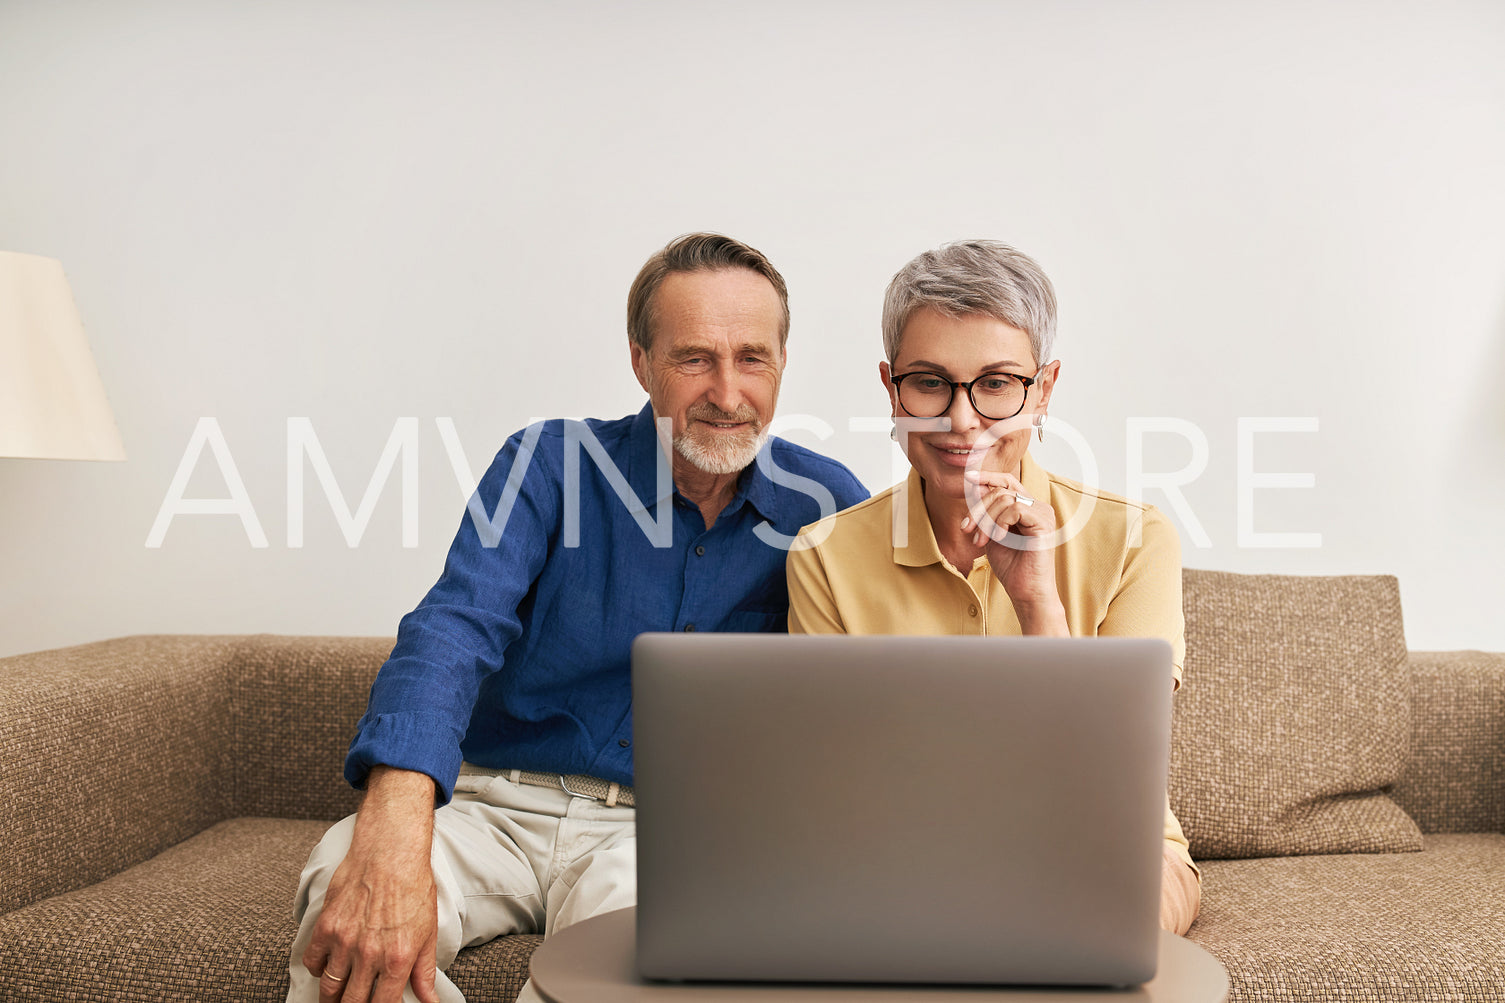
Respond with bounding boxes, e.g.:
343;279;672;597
628;232;790;352
881;240;1057;366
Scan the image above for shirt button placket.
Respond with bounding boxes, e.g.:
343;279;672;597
679;536;709;633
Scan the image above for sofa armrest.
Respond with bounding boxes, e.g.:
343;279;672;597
0;636;240;913
228;634;391;821
1392;650;1505;835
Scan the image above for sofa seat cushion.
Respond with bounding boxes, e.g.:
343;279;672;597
1190;833;1505;1000
0;817;539;1003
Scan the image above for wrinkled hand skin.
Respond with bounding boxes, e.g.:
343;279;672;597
962;469;1070;636
1160;843;1202;935
302;766;443;1003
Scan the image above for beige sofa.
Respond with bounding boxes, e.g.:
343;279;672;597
1;570;1501;1001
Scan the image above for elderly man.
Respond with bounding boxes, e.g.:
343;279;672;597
287;233;867;1003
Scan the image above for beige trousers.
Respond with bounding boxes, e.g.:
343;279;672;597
287;766;638;1003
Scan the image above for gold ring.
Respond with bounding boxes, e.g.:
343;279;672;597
322;970;348;982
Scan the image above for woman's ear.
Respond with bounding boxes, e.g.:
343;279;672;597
878;360;898;412
1036;359;1060;411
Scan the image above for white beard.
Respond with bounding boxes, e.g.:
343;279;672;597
674;422;767;475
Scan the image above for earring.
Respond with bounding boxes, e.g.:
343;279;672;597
1034;414;1047;443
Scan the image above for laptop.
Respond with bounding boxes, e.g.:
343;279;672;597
631;633;1173;988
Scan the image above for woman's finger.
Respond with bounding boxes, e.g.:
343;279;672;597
971;495;1022;544
964;470;1034;506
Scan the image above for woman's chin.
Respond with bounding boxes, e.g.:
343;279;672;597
912;459;971;498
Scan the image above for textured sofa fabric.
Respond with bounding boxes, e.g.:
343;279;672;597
2;571;1503;1002
1194;834;1505;1000
1170;572;1423;858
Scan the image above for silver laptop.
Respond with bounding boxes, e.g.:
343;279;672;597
631;633;1173;987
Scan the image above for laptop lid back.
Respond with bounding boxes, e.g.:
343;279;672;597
632;633;1173;987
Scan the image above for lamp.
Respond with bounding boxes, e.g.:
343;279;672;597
0;251;126;460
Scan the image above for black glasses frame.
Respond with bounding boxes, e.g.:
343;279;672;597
890;370;1040;421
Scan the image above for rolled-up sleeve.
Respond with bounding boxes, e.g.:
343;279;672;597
345;426;558;803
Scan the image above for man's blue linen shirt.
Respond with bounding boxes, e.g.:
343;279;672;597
345;403;868;803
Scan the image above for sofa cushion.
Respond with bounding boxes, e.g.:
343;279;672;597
1190;833;1505;1000
0;817;538;1003
1172;571;1423;858
1392;650;1505;835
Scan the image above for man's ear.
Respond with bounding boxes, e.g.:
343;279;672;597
630;342;650;394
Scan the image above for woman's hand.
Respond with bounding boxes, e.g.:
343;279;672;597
961;469;1068;635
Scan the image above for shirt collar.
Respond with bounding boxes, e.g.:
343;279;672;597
892;451;1050;568
624;401;778;522
626;402;674;514
893;466;941;567
1018;451;1051;509
739;443;780;523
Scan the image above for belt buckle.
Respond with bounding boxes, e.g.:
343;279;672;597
557;774;597;801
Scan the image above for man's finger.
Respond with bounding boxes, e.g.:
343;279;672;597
302;941;329;980
318;960;353;1003
370;964;411;1003
412;958;442;1003
412;924;442;1003
339;961;378;1003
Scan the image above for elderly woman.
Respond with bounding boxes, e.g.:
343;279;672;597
786;240;1201;934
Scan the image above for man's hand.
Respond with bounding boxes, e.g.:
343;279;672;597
302;766;442;1003
1159;843;1201;935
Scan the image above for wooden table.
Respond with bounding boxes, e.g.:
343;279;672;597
530;908;1229;1003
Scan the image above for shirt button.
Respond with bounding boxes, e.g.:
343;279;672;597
695;545;706;557
968;604;979;617
683;623;697;632
619;739;631;748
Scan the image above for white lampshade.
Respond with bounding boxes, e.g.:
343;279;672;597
0;251;126;460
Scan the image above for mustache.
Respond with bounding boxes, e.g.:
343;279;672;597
686;403;761;426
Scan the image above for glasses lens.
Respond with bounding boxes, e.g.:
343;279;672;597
969;375;1028;420
898;375;954;417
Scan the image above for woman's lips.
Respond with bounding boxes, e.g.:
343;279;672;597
928;440;984;468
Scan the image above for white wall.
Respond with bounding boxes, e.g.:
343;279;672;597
2;0;1502;657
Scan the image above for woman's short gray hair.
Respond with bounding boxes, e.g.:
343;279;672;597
881;240;1057;366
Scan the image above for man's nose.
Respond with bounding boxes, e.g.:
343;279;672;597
705;359;744;412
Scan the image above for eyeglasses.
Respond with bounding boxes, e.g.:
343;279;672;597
890;370;1041;421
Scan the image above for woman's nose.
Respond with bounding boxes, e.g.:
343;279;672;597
945;385;982;429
